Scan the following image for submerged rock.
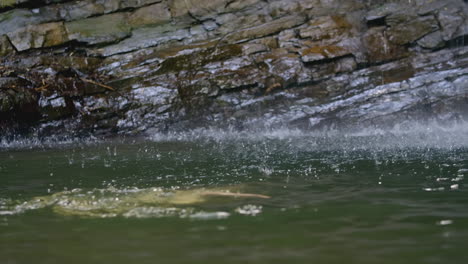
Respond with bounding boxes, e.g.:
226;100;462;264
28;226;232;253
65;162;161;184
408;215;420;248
4;186;270;218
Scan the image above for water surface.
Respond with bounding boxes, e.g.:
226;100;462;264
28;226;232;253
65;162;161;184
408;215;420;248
1;125;468;263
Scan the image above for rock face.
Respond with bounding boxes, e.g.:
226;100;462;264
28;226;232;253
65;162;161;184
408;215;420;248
1;0;468;137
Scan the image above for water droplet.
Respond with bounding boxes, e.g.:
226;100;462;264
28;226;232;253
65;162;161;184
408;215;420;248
437;220;453;226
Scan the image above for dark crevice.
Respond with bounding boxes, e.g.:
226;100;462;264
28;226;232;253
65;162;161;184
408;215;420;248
359;54;412;68
216;83;260;97
0;103;40;126
287;78;331;90
4;34;18;53
82;2;163;20
14;39;90;56
83;8;134;19
355;62;372;70
224;0;236;9
366;17;387;28
12;34;138;58
187;11;203;25
420;44;448;52
119;0;165;14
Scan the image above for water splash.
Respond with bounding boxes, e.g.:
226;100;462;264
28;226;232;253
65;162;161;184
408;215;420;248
2;120;468;152
147;121;468;151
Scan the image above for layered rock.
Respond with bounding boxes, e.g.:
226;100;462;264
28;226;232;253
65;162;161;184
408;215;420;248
1;0;468;137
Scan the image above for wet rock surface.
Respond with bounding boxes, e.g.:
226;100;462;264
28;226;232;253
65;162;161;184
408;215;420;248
0;0;468;138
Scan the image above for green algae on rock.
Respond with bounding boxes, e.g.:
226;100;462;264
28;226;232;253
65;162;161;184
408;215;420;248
65;12;131;45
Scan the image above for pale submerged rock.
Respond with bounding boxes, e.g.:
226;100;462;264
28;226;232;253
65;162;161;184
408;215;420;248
6;186;270;218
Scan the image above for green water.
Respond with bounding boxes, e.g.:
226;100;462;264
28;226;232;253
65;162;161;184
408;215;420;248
1;130;468;264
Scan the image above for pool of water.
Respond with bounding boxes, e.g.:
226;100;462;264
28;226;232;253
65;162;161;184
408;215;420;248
1;126;468;263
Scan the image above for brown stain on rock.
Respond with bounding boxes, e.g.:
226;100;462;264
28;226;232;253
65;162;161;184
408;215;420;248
330;15;352;29
302;45;346;56
381;64;415;85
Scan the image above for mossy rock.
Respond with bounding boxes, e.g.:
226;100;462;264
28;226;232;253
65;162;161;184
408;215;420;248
0;34;14;56
0;0;16;8
65;13;131;45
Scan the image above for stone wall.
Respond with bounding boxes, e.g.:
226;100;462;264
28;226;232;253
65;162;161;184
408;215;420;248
1;0;468;137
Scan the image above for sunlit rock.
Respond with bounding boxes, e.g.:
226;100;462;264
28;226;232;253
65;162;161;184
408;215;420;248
128;2;171;28
7;22;68;51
